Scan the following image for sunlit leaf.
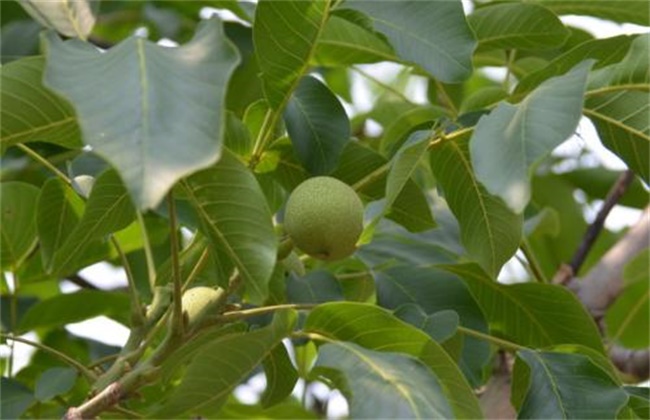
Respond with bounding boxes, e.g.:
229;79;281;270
430;134;521;276
155;310;297;418
470;60;592;212
43;18;240;209
253;0;328;109
183;151;277;305
305;302;483;418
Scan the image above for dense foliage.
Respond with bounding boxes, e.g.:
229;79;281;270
1;0;649;418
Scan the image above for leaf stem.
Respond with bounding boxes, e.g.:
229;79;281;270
182;247;210;291
167;192;184;337
456;326;525;352
433;79;459;118
427;126;474;149
135;211;156;291
520;239;549;283
351;66;413;104
248;107;276;170
16;144;72;185
218;303;318;322
111;236;146;326
1;333;98;382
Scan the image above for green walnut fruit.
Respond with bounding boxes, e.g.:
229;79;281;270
284;176;364;261
181;286;222;329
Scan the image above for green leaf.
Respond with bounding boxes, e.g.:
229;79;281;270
468;3;569;51
18;0;97;39
394;305;459;344
534;0;650;26
430;134;522;276
304;302;483;418
470;60;593;213
43;18;240;209
374;265;490;387
513;350;628;419
18;290;131;332
253;0;328;109
515;35;635;97
443;263;605;353
0;377;35;419
1;182;39;269
218;398;317;419
36;178;85;271
314;14;396;65
286;270;344;304
624;387;650;419
155;310;297;418
584;34;649;182
380;105;446;155
260;342;298;408
283;75;350;175
34;367;77;402
332;142;435;232
51;170;135;275
605;280;649;349
183;151;277;305
561;167;649;209
314;342;454;418
0;56;81;152
344;0;476;82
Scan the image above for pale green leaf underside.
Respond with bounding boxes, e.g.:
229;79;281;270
315;342;454;419
344;0;476;83
430;136;521;277
0;56;81;153
43;18;240;209
470;60;593;213
183;151;277;306
18;0;97;38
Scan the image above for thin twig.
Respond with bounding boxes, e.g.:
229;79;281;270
520;239;549;283
167;193;184;337
111;236;145;327
568;170;635;277
1;334;97;382
66;274;99;290
136;211;157;291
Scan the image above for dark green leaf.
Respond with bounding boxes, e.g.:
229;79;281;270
314;342;454;418
286;270;344;304
394;305;459;343
218;398;317;419
380;105;446;155
624;387;650;419
183;151;277;305
43;18;240;209
0;56;81;152
469;3;569;51
444;263;605;353
0;377;35;419
283;75;350;175
253;0;328;109
585;34;649;182
375;265;490;387
1;182;39;269
513;350;628;419
430;134;522;276
18;290;131;332
34;367;77;402
304;302;483;418
51;170;135;275
155;310;297;418
345;0;476;82
470;60;593;212
261;342;298;408
18;0;97;38
332;142;435;232
36;178;85;271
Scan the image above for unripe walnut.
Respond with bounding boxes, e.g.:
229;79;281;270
181;286;222;329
